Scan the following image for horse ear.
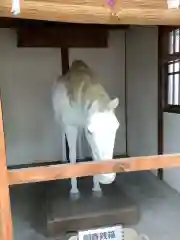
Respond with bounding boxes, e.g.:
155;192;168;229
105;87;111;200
88;100;99;115
108;98;119;110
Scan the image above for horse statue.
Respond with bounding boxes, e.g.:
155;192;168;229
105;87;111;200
52;60;120;199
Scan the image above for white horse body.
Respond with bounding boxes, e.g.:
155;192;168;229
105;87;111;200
52;60;120;199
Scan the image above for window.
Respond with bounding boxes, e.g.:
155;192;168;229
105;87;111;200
160;27;180;113
167;59;180;106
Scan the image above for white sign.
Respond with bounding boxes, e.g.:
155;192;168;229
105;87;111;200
167;0;180;9
78;225;123;240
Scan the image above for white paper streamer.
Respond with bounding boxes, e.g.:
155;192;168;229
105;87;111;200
167;0;180;9
11;0;20;15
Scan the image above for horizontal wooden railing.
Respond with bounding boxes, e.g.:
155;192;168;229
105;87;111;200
8;153;180;185
2;2;180;25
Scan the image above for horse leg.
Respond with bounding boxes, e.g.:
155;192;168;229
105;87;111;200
85;130;102;197
62;129;67;162
92;161;102;197
78;127;83;159
65;126;79;200
92;175;102;197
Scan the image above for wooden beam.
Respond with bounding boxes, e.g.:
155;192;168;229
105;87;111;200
2;3;180;25
7;155;128;170
0;17;129;29
8;153;180;185
17;24;108;48
0;3;114;24
0;101;13;240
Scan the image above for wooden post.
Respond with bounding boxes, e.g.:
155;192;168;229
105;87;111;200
61;48;70;161
61;48;69;74
157;27;164;180
0;100;13;240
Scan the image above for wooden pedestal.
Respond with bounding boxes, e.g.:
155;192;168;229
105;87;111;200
46;176;139;238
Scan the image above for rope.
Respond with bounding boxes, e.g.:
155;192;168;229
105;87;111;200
11;0;20;15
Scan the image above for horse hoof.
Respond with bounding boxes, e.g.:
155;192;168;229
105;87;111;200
70;191;80;201
92;190;103;198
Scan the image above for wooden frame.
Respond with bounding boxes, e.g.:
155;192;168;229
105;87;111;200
157;27;164;180
157;26;180;178
0;101;13;240
7;154;180;186
2;20;180;240
159;26;180;114
3;1;180;25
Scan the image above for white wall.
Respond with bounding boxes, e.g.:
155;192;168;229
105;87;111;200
0;29;126;166
164;113;180;192
0;29;62;166
126;26;158;157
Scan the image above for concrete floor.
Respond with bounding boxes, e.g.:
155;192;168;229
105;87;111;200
10;171;180;240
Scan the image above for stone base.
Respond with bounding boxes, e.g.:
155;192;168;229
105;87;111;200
46;176;139;238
